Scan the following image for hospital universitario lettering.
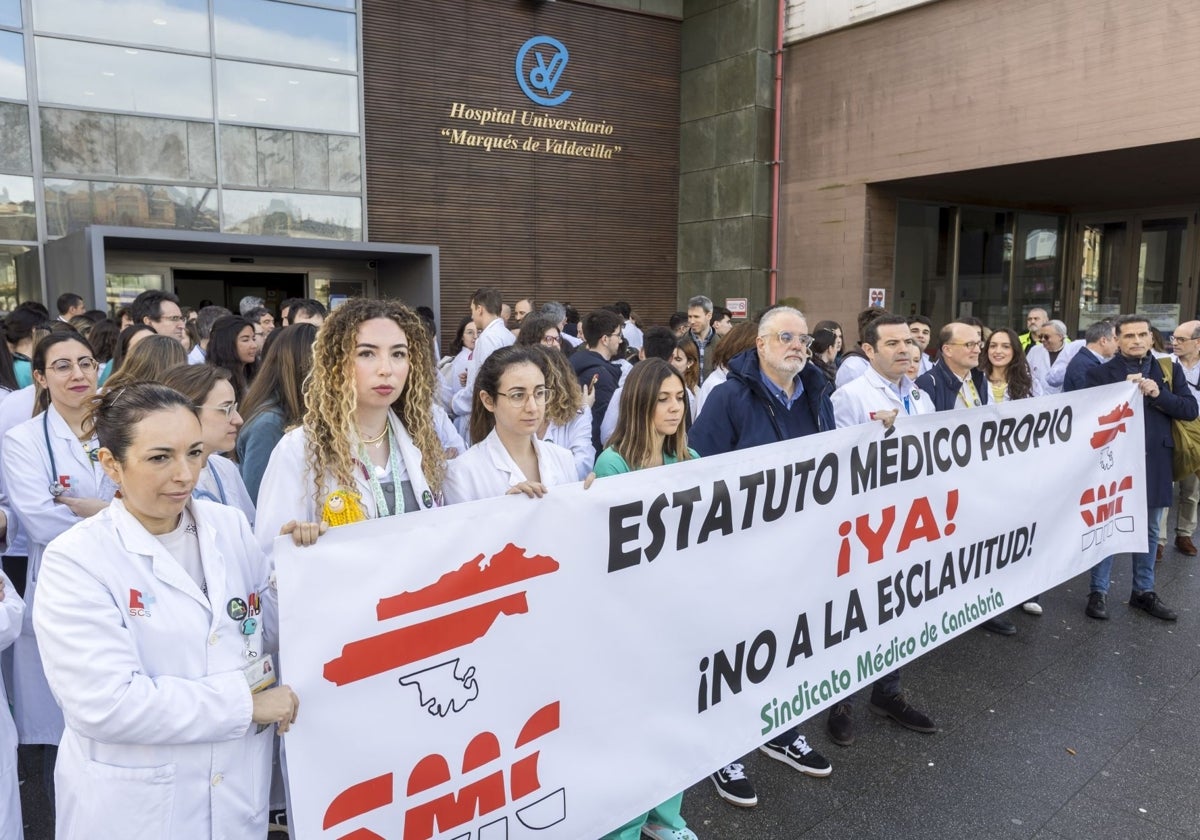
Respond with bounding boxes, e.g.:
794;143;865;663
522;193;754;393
439;101;624;160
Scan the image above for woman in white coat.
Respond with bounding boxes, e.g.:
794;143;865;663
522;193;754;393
443;346;577;503
1;333;117;767
0;569;26;840
255;298;447;548
162;364;256;526
33;382;299;839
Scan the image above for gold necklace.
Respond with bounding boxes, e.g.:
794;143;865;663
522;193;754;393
360;425;388;448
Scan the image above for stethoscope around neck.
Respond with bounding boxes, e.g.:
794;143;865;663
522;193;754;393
44;410;99;498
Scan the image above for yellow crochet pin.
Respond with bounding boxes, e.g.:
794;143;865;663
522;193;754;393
322;489;367;527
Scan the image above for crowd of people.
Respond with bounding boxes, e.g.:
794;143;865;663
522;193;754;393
0;288;1191;839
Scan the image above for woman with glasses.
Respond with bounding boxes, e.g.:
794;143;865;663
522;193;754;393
592;358;699;840
516;322;596;479
1;333;118;784
162;365;255;526
443;346;576;503
255;298;446;545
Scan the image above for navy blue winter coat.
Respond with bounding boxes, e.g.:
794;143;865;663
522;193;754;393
689;348;834;456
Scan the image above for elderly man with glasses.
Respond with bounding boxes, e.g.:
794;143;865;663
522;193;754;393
689;305;834;810
1026;319;1071;395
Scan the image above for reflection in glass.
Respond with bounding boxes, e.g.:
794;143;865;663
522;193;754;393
106;273;163;314
44;179;217;236
0;0;20;27
222;190;361;241
37;38;212;119
215;0;356;71
32;0;209;52
0;245;39;312
1012;212;1063;329
1078;222;1126;330
0;30;25;100
217;60;357;133
1137;218;1187;313
0;174;37;240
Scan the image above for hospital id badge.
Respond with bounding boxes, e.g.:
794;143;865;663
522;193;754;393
242;652;276;694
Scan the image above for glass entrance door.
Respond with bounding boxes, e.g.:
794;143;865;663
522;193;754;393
1074;211;1197;333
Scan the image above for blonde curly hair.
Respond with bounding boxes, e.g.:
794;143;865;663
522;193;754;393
303;298;446;504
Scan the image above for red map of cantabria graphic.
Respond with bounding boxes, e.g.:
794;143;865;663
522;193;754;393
322;544;560;686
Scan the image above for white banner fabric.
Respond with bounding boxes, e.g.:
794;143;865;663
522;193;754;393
277;382;1147;840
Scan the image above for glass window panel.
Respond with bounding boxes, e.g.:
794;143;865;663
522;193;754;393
37;38;212;119
957;208;1014;329
894;201;954;330
0;174;37;240
1077;221;1126;330
32;0;209;52
0;0;20;27
217;60;357;133
44;179;217;236
0;244;39;311
106;272;163;314
215;0;356;72
222;190;360;240
0;30;24;100
1012;212;1064;331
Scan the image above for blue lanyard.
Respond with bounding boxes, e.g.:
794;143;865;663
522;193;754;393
192;462;228;505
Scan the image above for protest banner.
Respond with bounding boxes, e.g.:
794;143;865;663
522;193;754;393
276;382;1146;839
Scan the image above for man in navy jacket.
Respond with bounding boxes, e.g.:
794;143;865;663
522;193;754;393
688;306;833;810
1084;314;1197;621
1062;320;1117;393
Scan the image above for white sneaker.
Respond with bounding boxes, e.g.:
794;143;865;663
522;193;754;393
641;824;698;840
1022;601;1043;616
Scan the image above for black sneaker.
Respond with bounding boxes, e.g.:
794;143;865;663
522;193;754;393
1130;590;1177;621
869;691;937;733
711;763;757;807
981;614;1017;635
758;733;832;777
1086;592;1108;620
827;702;855;746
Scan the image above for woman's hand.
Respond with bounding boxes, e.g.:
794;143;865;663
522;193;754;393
279;520;328;546
251;685;300;734
56;496;109;518
583;472;597;490
506;481;549;499
580;376;598;409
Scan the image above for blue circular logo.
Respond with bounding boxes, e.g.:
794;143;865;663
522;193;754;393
516;36;572;107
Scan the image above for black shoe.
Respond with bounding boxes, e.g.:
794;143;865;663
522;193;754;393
1129;590;1177;621
758;733;832;777
981;615;1017;635
711;763;757;807
1085;592;1109;620
869;691;937;733
827;702;855;746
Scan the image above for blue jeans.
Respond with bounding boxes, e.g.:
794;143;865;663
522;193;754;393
1090;506;1162;595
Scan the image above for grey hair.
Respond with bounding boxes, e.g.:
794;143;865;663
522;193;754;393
539;301;567;324
687;295;713;314
1045;320;1068;338
758;305;806;336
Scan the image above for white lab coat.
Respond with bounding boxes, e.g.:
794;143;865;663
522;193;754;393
0;570;25;840
450;317;515;419
34;498;275;840
831;366;935;428
2;403;119;745
0;385;38;561
443;429;577;504
541;406;595;479
196;453;256;527
254;412;438;557
1026;341;1070;395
